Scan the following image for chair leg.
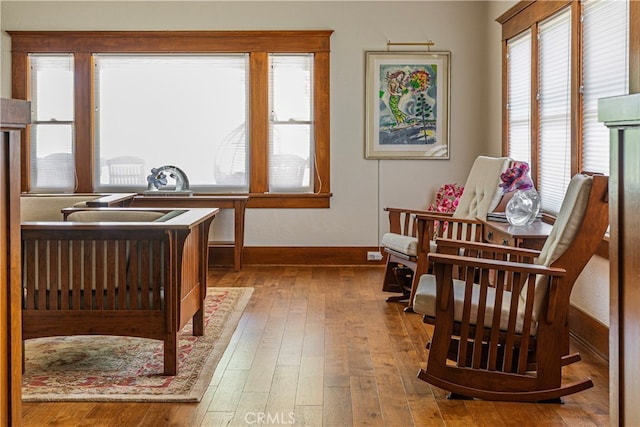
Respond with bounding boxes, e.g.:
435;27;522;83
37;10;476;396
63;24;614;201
447;392;473;400
385;265;413;302
164;333;178;376
193;308;204;336
403;266;422;312
382;259;404;293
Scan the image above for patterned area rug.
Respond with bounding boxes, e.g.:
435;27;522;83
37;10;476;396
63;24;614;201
22;287;253;402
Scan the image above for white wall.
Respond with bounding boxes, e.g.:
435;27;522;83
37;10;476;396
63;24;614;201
1;0;609;325
1;0;493;245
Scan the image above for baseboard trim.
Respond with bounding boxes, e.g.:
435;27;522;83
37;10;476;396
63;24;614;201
569;304;609;362
208;246;387;267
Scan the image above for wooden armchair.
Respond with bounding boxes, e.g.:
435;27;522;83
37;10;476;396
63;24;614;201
412;173;608;402
381;156;511;311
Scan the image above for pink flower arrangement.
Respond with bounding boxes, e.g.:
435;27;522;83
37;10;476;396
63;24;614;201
428;183;464;213
499;161;534;194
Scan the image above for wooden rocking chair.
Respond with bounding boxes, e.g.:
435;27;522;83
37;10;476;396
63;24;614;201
381;156;511;311
412;173;608;402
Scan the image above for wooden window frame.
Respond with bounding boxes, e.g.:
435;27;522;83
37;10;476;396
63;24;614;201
498;1;640;181
9;30;333;208
497;0;640;258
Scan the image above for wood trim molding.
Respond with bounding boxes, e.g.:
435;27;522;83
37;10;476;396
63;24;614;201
209;246;386;267
569;304;609;362
497;1;571;41
1;98;30;427
631;0;640;94
8;30;333;53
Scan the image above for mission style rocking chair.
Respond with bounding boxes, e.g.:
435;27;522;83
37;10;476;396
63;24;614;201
412;173;608;402
381;156;511;311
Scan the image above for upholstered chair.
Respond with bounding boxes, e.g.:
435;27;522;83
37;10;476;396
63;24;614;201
381;156;511;311
413;174;608;402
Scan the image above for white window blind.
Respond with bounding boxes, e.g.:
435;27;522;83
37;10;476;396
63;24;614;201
29;54;76;192
93;54;249;191
507;30;532;166
538;7;572;215
269;54;313;193
582;0;629;176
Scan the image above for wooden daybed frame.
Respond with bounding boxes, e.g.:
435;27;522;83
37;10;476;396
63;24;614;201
21;207;218;376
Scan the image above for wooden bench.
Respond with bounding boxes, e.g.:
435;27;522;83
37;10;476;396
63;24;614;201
21;207;218;375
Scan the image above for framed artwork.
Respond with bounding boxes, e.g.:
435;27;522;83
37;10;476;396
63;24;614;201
365;51;450;159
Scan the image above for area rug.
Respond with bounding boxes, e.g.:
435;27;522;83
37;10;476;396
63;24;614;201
22;287;253;403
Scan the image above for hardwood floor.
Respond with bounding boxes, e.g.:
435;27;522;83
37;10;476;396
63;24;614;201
21;266;610;426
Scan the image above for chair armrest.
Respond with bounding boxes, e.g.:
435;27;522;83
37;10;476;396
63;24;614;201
415;212;463;222
428;252;565;277
428;252;566;328
385;207;448;236
384;207;435;215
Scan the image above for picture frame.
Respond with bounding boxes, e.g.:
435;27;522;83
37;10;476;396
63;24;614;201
365;50;450;159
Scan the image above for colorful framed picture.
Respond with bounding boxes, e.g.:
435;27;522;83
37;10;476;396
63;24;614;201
365;51;451;159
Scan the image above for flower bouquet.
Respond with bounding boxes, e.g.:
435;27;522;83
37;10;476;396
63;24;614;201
427;183;464;233
427;183;464;213
499;161;534;193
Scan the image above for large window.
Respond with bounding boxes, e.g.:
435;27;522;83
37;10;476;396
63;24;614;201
94;54;249;191
10;31;332;208
499;0;633;215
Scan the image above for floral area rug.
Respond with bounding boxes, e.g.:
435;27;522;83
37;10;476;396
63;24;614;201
22;287;253;402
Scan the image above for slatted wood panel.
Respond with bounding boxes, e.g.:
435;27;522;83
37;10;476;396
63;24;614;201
22;236;168;314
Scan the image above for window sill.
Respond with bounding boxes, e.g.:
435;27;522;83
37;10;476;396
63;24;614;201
202;192;333;208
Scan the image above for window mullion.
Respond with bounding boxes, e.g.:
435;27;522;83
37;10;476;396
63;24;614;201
250;52;269;194
571;0;582;177
75;52;93;193
531;22;540;188
313;51;331;194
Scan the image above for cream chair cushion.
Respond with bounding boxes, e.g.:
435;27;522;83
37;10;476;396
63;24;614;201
382;156;510;257
413;274;529;334
381;233;418;257
452;156;511;220
526;174;593;321
20;195;101;221
66;210;165;222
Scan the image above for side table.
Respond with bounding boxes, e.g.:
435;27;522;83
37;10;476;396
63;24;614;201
480;218;552;250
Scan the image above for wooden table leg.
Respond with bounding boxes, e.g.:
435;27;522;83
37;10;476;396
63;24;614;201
233;200;246;271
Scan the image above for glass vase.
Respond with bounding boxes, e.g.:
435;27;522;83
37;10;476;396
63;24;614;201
506;188;541;226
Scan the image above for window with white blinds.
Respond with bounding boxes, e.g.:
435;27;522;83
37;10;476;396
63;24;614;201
582;0;629;176
93;54;249;191
507;30;532;166
268;54;314;193
28;54;76;192
538;7;572;215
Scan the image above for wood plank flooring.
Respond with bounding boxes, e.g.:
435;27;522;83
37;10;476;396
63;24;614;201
21;266;610;426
